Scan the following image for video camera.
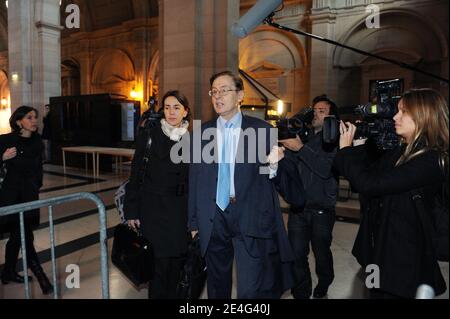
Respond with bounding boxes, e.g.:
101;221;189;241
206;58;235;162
138;96;163;134
277;107;315;142
323;79;402;150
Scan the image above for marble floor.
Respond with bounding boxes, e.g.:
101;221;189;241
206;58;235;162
0;163;448;299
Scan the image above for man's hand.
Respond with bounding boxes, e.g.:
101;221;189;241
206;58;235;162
279;135;304;152
267;145;285;166
191;230;199;239
127;219;141;232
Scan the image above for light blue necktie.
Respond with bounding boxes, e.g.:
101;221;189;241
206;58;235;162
216;122;233;211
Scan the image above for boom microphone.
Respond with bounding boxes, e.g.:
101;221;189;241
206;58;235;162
231;0;282;38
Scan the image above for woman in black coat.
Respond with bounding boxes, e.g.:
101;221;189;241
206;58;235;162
335;89;449;298
0;106;53;295
334;88;448;299
124;91;190;299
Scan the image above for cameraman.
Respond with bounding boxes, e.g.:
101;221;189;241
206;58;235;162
137;96;162;136
279;95;339;299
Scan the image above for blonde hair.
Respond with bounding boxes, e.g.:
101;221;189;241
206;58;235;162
396;88;449;168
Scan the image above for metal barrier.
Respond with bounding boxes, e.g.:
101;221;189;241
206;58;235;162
0;192;109;299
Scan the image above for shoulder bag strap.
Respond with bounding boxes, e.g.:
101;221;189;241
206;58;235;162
137;129;153;186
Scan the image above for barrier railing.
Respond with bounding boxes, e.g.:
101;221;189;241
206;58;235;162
0;192;109;299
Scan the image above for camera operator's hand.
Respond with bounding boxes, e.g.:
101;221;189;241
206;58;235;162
267;145;286;166
339;121;357;149
280;135;304;152
128;219;141;232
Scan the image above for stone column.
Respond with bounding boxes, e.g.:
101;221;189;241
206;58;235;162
132;26;152;110
309;7;338;101
8;0;62;124
158;0;239;121
78;39;92;95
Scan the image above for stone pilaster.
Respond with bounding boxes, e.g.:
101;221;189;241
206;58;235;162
8;0;62;124
158;0;239;121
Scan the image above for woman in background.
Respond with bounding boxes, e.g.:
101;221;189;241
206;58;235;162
0;106;53;295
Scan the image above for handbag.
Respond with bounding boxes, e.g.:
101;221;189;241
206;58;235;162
111;223;154;288
176;234;207;299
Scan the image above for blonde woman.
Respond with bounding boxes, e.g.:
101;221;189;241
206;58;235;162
335;88;448;298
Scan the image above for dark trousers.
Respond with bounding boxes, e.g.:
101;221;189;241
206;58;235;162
287;207;335;299
205;206;281;299
149;256;185;299
3;220;40;273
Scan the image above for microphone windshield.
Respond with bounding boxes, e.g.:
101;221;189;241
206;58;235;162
231;0;282;38
415;284;435;299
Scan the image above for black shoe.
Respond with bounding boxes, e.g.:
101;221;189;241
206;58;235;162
313;286;328;299
29;260;54;295
36;273;53;295
1;270;33;284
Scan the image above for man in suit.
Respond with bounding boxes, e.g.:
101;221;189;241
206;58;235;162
188;71;295;299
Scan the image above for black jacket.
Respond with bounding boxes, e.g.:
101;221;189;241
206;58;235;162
0;132;43;229
334;145;447;298
285;131;338;209
123;124;189;258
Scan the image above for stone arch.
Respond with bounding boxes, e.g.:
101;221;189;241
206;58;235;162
240;25;307;70
333;8;448;101
61;58;81;96
91;49;136;96
0;69;9;102
334;8;447;66
239;25;309;113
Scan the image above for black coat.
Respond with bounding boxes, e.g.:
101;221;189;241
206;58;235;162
334;145;447;298
0;133;43;230
123;125;189;258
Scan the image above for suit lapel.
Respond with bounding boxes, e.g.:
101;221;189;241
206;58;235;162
234;115;252;198
201;120;219;187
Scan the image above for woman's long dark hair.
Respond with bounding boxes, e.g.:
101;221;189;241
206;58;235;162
9;105;39;134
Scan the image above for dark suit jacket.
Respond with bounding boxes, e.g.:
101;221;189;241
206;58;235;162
188;115;294;265
0;133;43;230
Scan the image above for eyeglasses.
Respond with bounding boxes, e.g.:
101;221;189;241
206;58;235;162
208;88;239;98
